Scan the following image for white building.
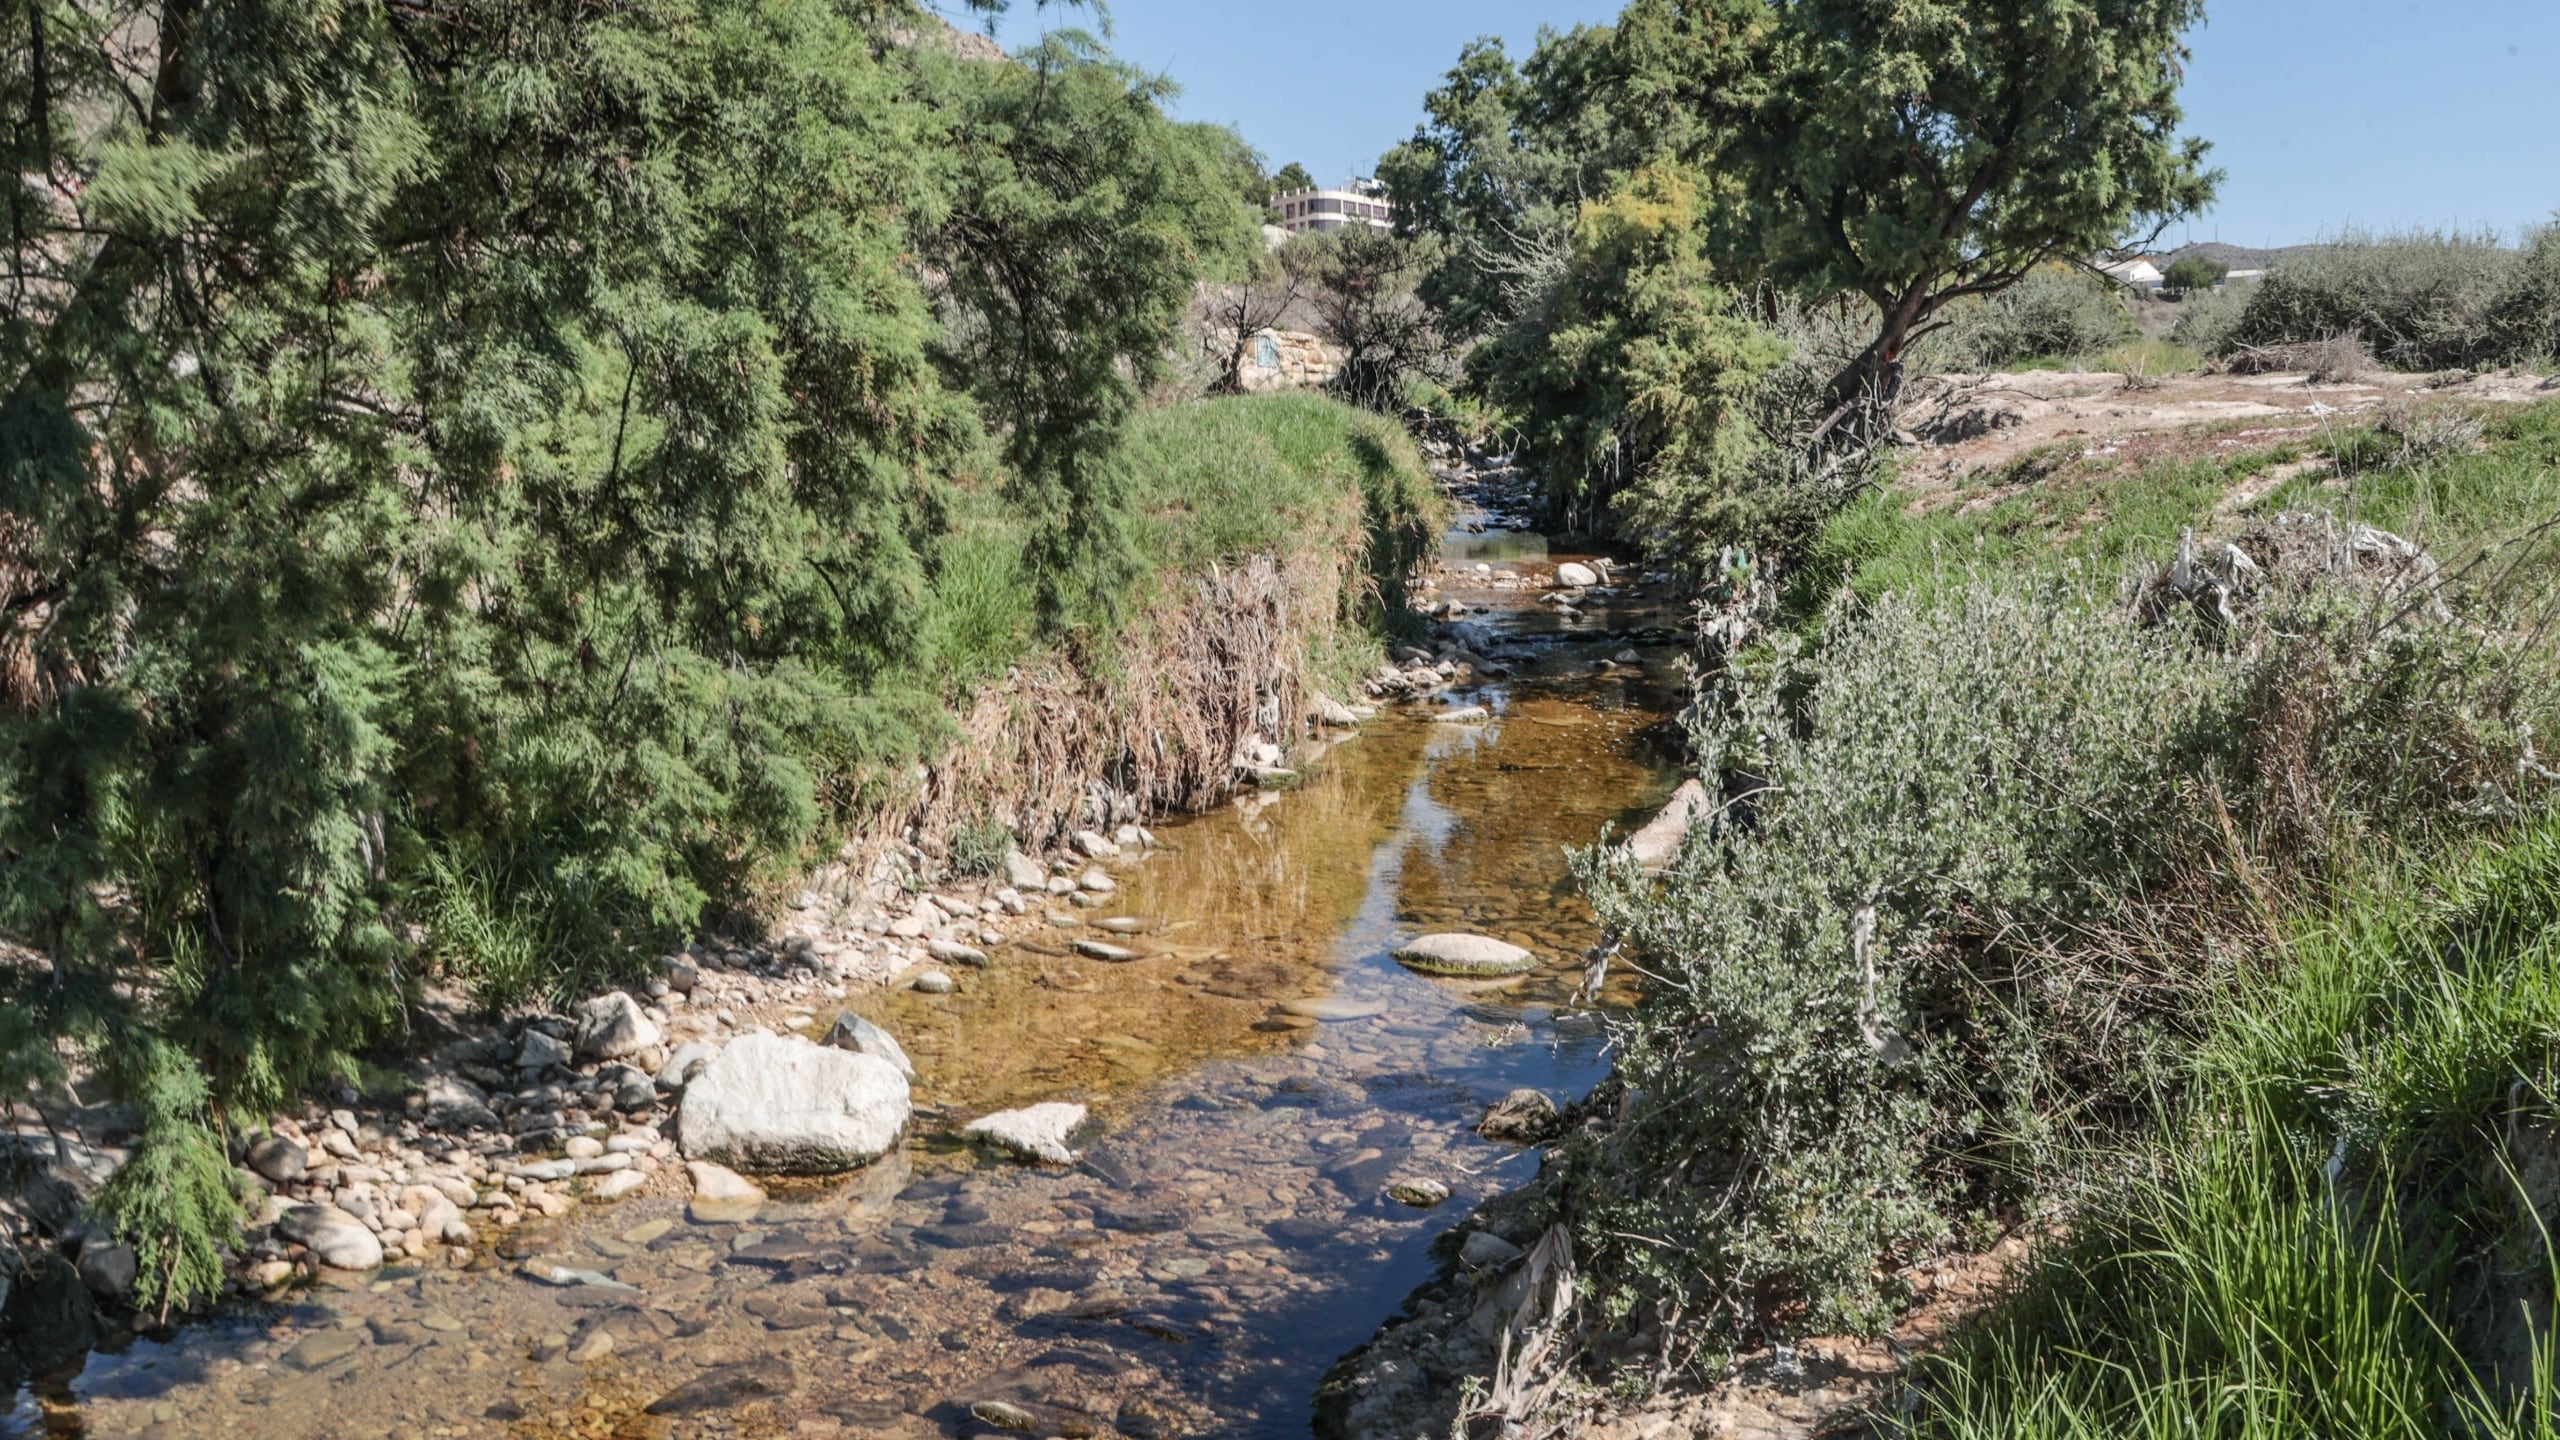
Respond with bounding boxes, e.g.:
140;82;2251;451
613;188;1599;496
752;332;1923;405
2101;257;2165;289
1276;179;1395;235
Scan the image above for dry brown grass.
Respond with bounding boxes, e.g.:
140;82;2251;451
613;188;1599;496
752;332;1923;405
891;543;1355;859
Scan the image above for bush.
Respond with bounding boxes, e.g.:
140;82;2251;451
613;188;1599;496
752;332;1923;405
2222;228;2560;371
1570;545;2560;1363
2167;278;2252;354
1927;266;2138;370
1572;581;2238;1351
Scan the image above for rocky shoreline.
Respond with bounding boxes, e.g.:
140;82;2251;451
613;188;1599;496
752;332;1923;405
3;447;1537;1402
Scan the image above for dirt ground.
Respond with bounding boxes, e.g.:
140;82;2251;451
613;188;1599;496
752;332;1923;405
1897;364;2560;490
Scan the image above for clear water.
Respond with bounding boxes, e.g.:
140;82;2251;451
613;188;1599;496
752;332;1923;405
11;546;1683;1440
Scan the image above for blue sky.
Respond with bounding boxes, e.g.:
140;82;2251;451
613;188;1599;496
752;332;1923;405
973;0;2560;249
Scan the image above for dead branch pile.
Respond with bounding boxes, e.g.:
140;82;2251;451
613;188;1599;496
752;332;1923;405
2221;332;2375;383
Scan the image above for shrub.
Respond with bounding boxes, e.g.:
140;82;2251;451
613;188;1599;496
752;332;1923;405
2168;278;2252;353
2220;229;2560;371
1571;581;2238;1352
1927;266;2138;371
944;820;1015;877
1570;546;2560;1363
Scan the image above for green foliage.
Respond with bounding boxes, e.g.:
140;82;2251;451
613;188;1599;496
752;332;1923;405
1270;161;1316;196
2162;253;2230;295
1652;0;2217;380
2224;228;2560;370
96;1042;247;1310
1925;266;2139;371
1471;165;1789;528
936;30;1259;624
1919;820;2560;1438
1575;580;2239;1345
1575;400;2560;1376
0;0;1267;1294
944;820;1015;878
2170;277;2255;353
1110;392;1446;628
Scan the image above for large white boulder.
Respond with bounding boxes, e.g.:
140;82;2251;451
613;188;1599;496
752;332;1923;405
676;1033;909;1173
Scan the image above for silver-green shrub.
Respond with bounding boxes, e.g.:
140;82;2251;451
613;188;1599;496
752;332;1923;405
2221;228;2560;370
1572;580;2237;1351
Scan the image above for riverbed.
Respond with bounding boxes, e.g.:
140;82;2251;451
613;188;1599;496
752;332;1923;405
8;511;1685;1440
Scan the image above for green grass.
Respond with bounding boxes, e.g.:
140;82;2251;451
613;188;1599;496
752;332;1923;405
916;391;1445;689
1916;815;2560;1440
1797;398;2560;621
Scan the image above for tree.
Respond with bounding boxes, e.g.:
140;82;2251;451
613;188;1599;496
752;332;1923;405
0;0;1245;1306
1204;241;1314;393
1270;161;1316;196
1638;0;2218;412
1472;166;1787;531
1300;228;1451;411
933;31;1256;624
2162;253;2230;295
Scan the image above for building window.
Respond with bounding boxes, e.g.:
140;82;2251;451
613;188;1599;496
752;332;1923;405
1312;198;1343;215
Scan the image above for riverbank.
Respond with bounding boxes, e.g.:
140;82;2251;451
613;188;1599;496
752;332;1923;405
1;393;1449;1401
1318;379;2560;1440
3;415;1709;1439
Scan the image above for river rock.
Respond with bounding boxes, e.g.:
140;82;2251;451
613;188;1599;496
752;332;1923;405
1479;1088;1562;1144
1002;849;1047;891
683;1160;765;1223
676;1033;909;1172
1387;1177;1451;1208
1553;561;1599;588
591;1169;648;1201
516;1026;571;1071
660;956;700;995
1073;829;1120;859
77;1242;137;1301
1313;695;1362;727
1392;933;1535;977
1460;1230;1527;1269
1626;777;1709;874
575;991;661;1061
912;969;957;994
1078;867;1116;894
645;1357;795;1416
275;1203;384;1271
656;1041;717;1092
927;937;989;967
962;1103;1087;1164
1433;705;1491;723
823;1012;916;1079
284;1327;364;1370
423;1074;501;1131
1072;939;1139;963
245;1134;307;1185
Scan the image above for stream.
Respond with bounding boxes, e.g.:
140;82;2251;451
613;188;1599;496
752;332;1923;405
7;508;1686;1440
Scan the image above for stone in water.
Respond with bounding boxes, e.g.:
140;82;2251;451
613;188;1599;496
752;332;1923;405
1392;933;1535;977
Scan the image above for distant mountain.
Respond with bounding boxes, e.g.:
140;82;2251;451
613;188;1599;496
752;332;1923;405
2163;241;2313;272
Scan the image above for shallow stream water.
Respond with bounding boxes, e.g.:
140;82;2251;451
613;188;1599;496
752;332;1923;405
9;522;1684;1440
